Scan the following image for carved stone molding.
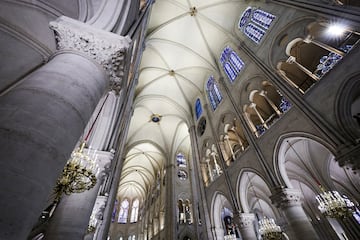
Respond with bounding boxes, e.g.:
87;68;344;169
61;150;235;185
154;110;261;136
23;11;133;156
238;213;255;228
270;187;303;208
49;16;131;91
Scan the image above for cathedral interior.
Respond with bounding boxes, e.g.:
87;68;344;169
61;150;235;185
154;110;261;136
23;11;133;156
0;0;360;240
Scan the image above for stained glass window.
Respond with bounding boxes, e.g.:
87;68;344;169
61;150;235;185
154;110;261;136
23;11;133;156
251;9;275;29
130;199;139;223
178;170;188;180
206;76;223;110
195;98;202;119
244;23;266;44
118;199;129;223
238;7;275;44
112;199;118;223
176;153;187;167
220;46;245;82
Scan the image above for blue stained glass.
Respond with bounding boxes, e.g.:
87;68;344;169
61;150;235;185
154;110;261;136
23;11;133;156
229;52;245;73
251;9;275;29
206;76;223;111
220;47;245;82
238;7;252;29
279;97;291;113
244;23;265;44
195;98;202;119
224;63;237;82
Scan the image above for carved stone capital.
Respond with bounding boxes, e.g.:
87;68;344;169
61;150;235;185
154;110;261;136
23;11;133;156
49;16;131;92
92;195;108;220
238;213;255;228
84;149;113;179
270;187;303;208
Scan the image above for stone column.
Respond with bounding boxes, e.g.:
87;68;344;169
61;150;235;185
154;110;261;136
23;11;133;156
238;213;257;240
0;15;129;240
271;188;320;240
44;151;112;240
0;45;108;240
212;226;225;240
164;163;176;240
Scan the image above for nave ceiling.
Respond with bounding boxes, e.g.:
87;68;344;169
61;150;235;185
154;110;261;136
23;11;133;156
118;0;246;201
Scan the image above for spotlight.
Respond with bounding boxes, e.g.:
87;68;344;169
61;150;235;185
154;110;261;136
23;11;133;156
326;23;346;37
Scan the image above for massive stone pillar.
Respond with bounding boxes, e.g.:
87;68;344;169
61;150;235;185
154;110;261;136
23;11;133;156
0;50;106;240
271;188;320;240
238;213;257;240
0;15;129;240
44;151;112;240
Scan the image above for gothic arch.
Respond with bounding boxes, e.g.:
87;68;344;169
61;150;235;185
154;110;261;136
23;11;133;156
274;132;336;187
269;17;317;69
237;169;278;219
210;192;234;240
335;73;360;141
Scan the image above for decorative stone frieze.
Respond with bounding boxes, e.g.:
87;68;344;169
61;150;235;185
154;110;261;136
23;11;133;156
270;187;303;208
49;16;131;92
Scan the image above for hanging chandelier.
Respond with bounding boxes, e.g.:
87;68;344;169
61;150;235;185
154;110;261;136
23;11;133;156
258;216;283;240
315;186;356;219
54;93;110;199
55;141;98;197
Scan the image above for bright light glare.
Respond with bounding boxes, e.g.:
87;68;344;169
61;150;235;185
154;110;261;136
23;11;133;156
326;24;346;37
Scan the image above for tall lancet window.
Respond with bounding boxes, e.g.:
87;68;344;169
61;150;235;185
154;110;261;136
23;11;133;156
195;98;202;120
118;199;129;223
130;199;139;223
206;75;223;111
220;46;245;82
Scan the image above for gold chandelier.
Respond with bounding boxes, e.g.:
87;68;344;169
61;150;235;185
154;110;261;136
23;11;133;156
54;141;98;197
54;93;110;199
315;186;355;219
258;216;283;240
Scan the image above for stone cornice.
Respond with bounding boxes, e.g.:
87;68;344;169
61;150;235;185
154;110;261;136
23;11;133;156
49;16;131;91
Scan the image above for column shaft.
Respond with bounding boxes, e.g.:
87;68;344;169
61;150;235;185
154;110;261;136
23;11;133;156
0;52;107;240
238;213;257;240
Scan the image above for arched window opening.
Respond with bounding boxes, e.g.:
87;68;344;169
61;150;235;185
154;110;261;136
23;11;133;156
185;199;193;224
178;199;185;224
176;153;187;168
195;98;202;119
206;75;223;111
201;143;223;186
118;199;129;223
238;7;276;44
278;22;360;93
177;170;188;180
243;83;291;137
112;199;118;223
221;121;249;165
334;0;360;6
130;199;140;223
127;235;135;240
220;46;245;82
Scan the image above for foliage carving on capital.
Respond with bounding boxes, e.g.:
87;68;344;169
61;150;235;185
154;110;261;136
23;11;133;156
270;187;303;208
239;213;255;228
49;16;131;92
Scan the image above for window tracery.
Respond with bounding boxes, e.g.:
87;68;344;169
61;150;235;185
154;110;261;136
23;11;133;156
238;7;275;44
220;46;245;82
118;199;129;223
195;98;202;119
206;76;223;110
130;199;139;223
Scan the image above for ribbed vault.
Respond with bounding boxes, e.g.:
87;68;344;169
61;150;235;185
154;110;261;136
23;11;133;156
118;0;245;202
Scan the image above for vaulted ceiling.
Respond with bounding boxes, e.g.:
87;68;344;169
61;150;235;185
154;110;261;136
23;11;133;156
117;0;246;201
